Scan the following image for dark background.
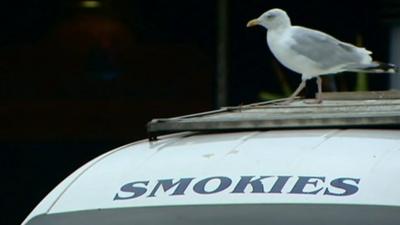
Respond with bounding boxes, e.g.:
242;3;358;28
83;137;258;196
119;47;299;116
2;0;399;224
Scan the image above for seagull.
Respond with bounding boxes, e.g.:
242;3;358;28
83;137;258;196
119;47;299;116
247;8;398;103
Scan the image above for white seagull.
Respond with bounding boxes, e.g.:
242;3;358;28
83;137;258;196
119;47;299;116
247;8;398;103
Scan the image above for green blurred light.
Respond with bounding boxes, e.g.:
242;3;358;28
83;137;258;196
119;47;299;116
80;0;101;8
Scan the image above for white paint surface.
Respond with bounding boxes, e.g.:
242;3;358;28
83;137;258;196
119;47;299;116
23;129;400;224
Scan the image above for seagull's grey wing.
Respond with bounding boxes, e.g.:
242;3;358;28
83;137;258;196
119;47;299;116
289;26;372;70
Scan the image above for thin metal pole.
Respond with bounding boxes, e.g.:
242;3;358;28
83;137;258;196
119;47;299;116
390;25;400;89
216;0;229;107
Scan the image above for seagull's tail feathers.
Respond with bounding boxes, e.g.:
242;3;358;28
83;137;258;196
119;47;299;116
346;62;400;74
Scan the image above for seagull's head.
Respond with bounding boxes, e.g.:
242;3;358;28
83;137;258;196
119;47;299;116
247;8;291;30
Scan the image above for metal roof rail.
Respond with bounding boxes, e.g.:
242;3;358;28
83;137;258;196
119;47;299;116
147;91;400;140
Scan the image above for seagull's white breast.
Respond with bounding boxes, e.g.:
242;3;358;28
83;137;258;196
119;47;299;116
267;29;326;79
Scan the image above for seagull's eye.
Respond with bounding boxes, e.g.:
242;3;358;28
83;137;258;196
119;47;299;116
266;14;276;19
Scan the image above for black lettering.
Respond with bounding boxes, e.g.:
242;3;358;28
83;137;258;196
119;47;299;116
289;176;325;194
148;178;194;197
114;181;149;200
269;176;292;193
194;176;232;194
324;178;360;196
232;176;272;193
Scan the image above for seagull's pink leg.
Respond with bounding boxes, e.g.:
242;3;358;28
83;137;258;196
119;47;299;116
304;76;323;104
316;76;323;103
282;80;306;104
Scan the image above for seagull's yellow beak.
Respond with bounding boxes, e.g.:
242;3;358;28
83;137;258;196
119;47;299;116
246;19;259;27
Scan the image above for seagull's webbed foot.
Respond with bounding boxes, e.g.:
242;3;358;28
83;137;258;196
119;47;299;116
303;98;322;104
280;97;296;105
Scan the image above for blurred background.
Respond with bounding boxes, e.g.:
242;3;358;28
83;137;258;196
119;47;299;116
2;0;400;224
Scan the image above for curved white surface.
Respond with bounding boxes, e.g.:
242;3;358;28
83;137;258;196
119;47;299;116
23;129;400;225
